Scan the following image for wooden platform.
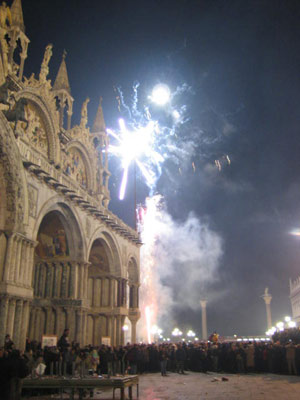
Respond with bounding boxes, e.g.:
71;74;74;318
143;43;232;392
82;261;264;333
22;375;139;400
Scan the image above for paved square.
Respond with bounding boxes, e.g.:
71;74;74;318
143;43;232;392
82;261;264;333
136;372;300;400
24;372;300;399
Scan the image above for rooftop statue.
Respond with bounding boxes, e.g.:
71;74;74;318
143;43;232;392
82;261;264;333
80;97;90;128
39;43;53;83
0;2;12;28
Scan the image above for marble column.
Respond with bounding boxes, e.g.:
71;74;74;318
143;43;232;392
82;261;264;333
117;280;121;307
84;264;89;299
200;300;208;341
107;316;112;342
0;297;9;345
93;315;100;346
20;301;30;350
82;312;87;345
120;316;125;345
28;308;36;340
130;319;137;344
14;236;22;283
45;307;53;333
69;262;78;299
20;241;29;285
109;278;114;307
111;316;116;346
76;310;83;344
27;243;36;287
34;308;41;341
13;299;23;348
116;315;121;345
5;234;16;281
262;289;272;329
79;264;84;299
3;234;15;281
33;264;39;296
6;298;16;337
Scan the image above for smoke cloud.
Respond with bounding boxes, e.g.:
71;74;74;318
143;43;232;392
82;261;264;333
138;195;223;339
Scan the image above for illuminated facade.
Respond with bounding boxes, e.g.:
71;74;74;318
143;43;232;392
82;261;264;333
0;0;141;350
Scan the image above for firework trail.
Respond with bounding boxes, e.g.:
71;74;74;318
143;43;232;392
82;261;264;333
108;83;226;342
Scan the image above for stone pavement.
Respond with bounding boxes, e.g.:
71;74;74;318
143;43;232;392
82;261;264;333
23;372;300;400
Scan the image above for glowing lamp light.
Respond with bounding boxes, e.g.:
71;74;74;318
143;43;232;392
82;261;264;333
276;321;284;329
122;324;129;332
187;330;196;337
285;316;291;322
172;328;182;337
288;321;296;328
151;84;171;106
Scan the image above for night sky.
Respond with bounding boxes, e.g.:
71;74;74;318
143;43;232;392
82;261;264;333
20;0;300;336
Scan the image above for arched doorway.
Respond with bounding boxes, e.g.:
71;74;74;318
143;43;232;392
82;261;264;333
86;238;114;346
29;205;84;344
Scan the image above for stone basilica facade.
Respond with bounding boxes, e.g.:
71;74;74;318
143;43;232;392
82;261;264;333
0;0;141;350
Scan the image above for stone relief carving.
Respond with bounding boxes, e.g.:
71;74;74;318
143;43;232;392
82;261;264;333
15;102;49;155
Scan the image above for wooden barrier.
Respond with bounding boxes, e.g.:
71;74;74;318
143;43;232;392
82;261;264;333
22;375;139;400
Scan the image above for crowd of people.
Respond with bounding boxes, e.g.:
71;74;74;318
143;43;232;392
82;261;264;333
1;328;300;399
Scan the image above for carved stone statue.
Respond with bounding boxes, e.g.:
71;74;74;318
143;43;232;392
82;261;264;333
80;97;90;128
264;287;269;295
0;2;12;29
39;44;53;83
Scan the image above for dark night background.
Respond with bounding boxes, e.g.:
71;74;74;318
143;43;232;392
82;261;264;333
18;0;300;336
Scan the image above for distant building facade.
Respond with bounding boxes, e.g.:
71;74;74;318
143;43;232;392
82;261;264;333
290;277;300;325
0;0;141;350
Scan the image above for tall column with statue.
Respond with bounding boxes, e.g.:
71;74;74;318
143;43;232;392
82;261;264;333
262;287;272;329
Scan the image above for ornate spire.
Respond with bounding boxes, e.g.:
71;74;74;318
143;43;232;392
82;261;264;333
53;50;71;94
92;97;106;133
11;0;25;32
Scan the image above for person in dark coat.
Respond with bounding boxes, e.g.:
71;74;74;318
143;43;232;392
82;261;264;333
4;334;14;351
175;344;186;374
159;347;168;376
0;349;29;400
